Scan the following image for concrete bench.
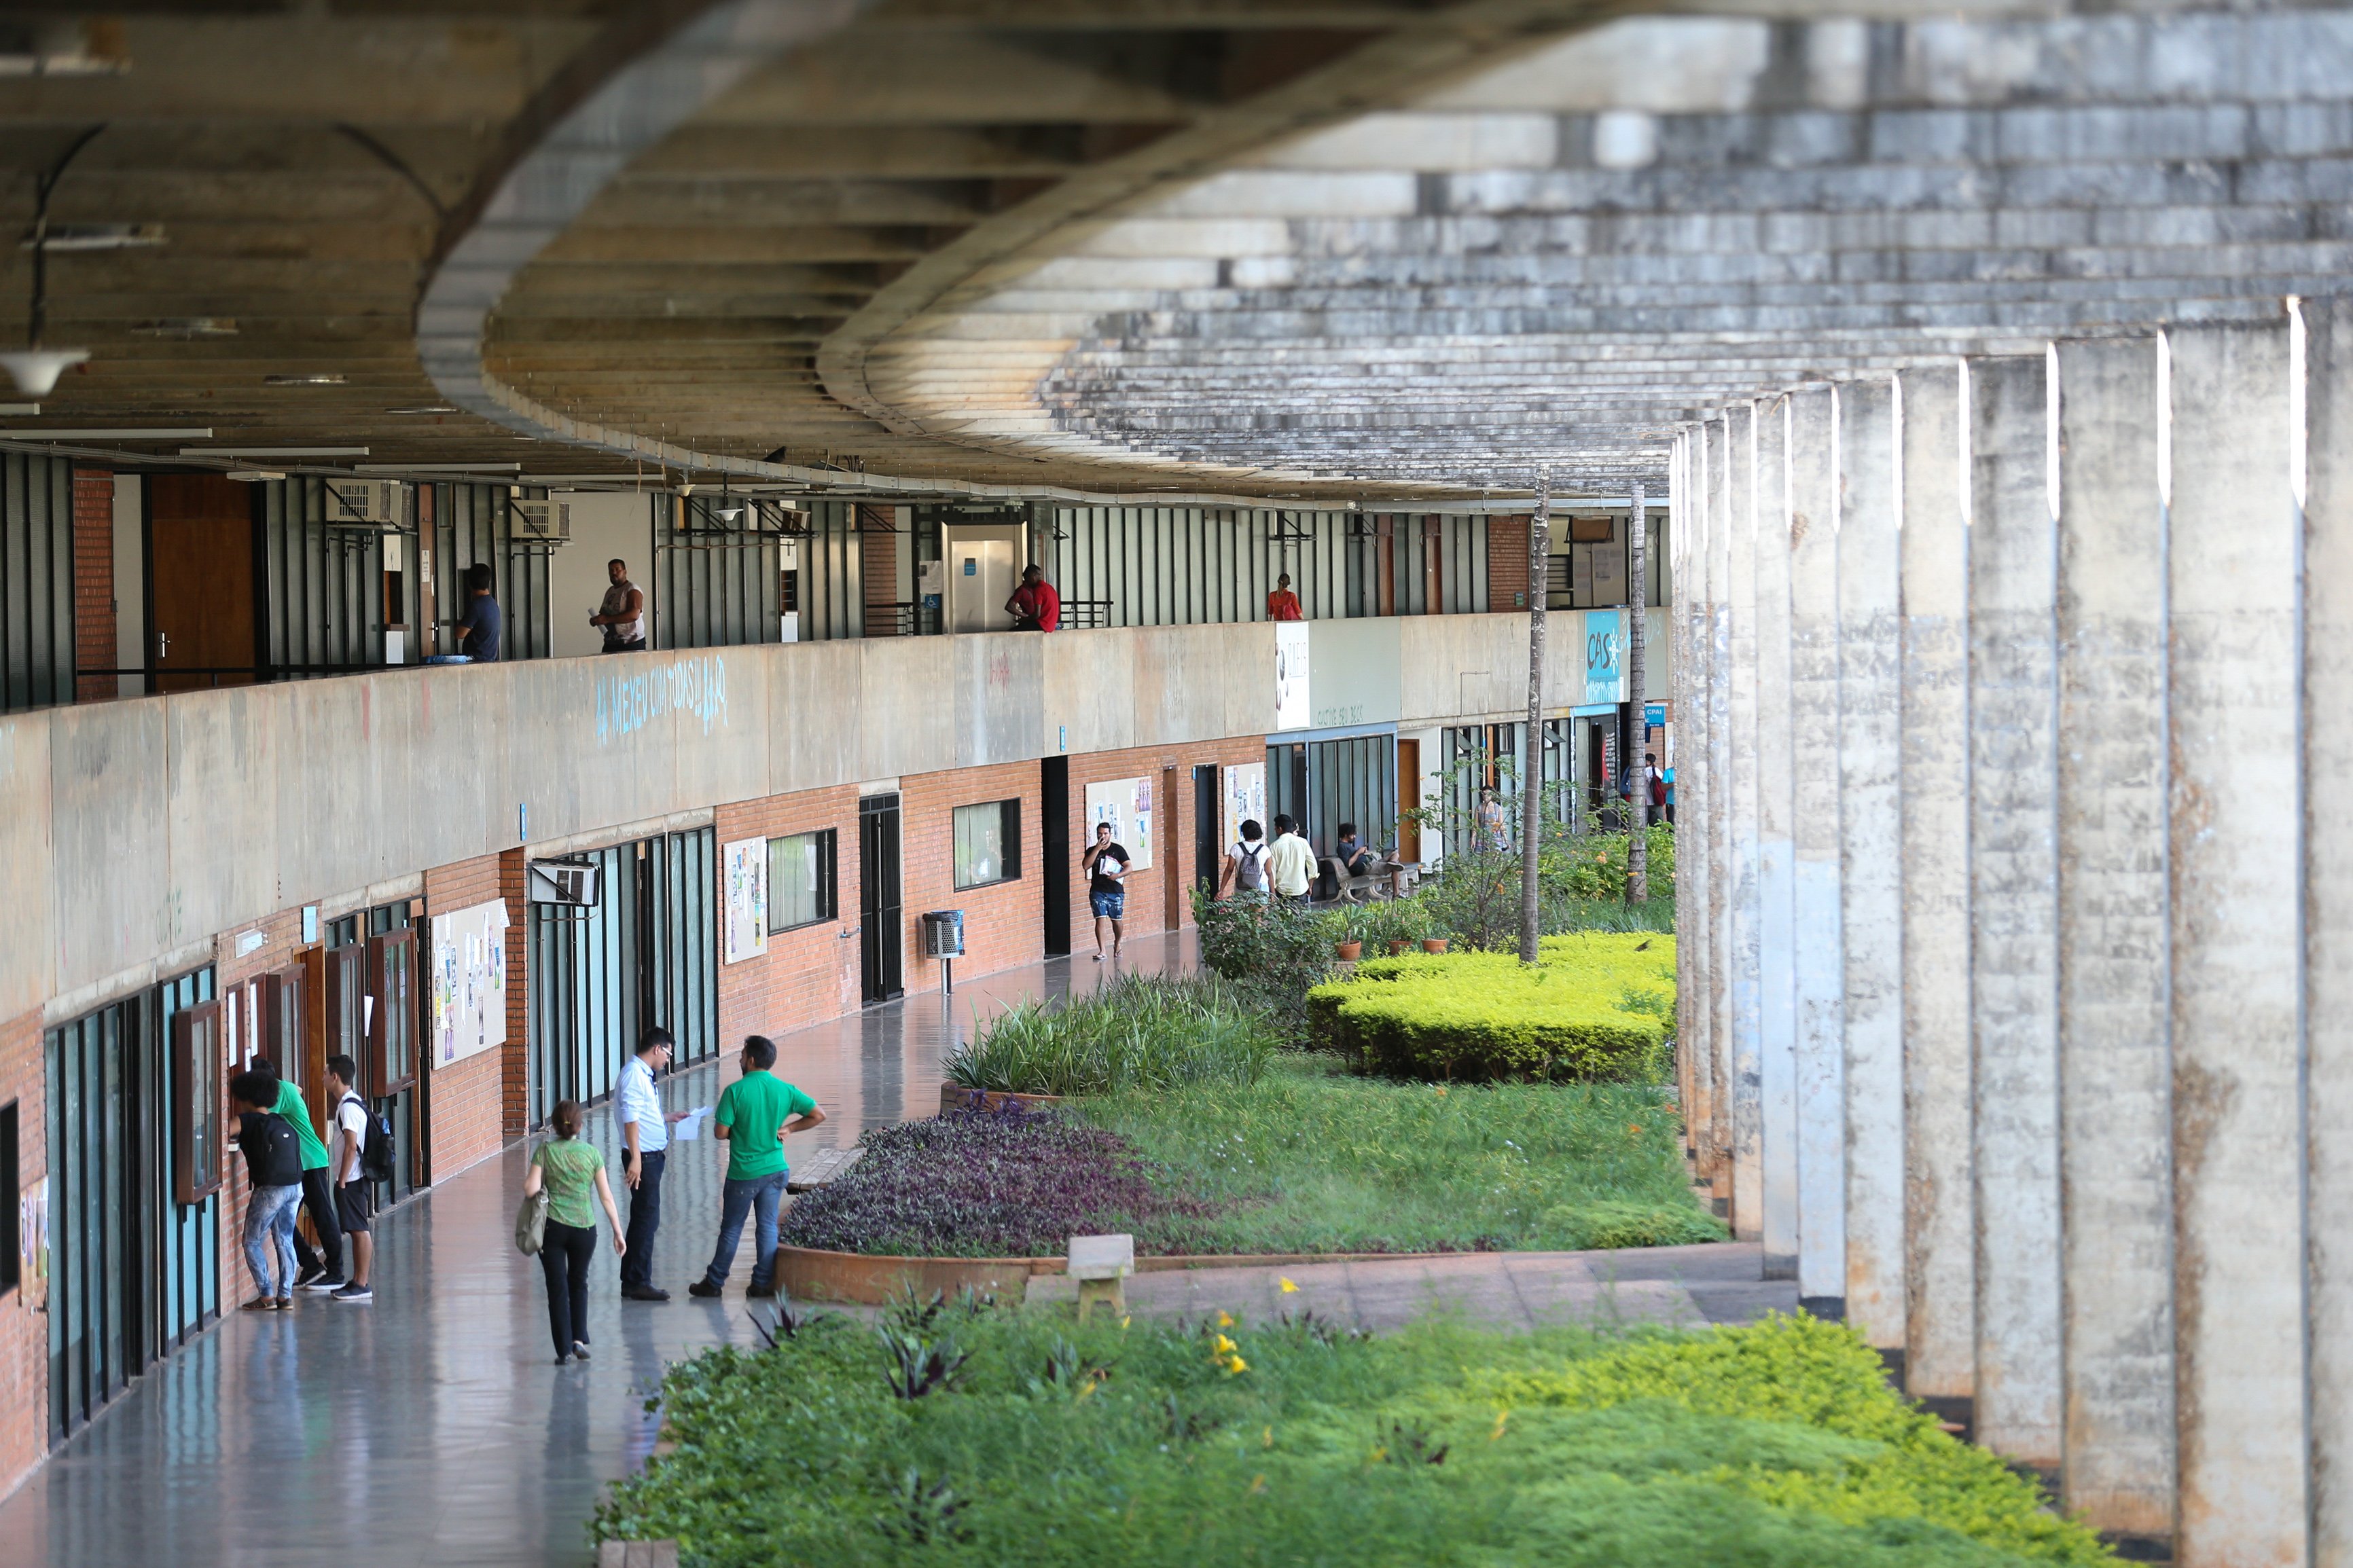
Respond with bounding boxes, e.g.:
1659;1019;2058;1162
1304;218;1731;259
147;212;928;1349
1068;1233;1134;1320
597;1543;679;1567
786;1146;863;1195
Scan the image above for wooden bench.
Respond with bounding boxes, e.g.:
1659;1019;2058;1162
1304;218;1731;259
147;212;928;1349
785;1146;863;1194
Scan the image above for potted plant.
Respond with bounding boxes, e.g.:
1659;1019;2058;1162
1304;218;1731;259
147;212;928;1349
1365;898;1430;956
1331;905;1365;962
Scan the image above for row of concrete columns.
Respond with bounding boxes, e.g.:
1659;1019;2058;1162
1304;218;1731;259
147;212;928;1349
1670;302;2353;1565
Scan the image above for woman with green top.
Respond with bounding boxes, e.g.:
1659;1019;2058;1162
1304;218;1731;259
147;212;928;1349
523;1099;627;1365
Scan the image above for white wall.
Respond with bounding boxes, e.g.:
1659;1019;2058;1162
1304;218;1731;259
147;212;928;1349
549;492;655;659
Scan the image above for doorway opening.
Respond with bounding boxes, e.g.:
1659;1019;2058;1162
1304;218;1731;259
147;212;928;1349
147;473;259;691
859;792;904;1004
1041;756;1071;955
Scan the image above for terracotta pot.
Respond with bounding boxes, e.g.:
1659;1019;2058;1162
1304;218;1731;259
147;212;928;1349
938;1084;1066;1116
1421;937;1450;953
1335;941;1363;961
1383;938;1412;955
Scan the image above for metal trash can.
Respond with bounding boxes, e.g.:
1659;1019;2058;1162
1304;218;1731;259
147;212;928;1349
920;910;966;958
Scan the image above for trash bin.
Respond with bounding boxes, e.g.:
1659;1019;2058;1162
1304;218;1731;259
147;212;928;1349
920;910;966;958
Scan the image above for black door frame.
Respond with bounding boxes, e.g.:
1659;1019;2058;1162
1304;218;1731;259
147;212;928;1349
859;792;904;1004
1041;756;1071;955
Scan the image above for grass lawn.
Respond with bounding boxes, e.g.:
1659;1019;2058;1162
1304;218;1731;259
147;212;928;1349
1081;1055;1725;1254
599;1307;2113;1567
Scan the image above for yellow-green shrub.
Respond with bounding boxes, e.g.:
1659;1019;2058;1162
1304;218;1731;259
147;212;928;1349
1310;933;1677;1082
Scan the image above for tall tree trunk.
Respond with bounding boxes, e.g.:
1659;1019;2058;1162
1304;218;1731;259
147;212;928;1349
1626;477;1650;905
1521;471;1551;964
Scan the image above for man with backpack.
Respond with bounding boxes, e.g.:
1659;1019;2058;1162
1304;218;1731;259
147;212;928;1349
325;1054;384;1303
249;1055;344;1294
229;1070;307;1311
1219;818;1270;899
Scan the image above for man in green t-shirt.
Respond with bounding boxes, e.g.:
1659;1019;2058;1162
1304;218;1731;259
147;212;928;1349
687;1034;825;1300
255;1058;346;1292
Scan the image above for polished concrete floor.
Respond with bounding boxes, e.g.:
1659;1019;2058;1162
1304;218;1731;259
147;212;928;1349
0;940;1194;1568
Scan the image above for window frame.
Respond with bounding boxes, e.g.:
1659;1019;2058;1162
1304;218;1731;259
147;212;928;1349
766;827;840;934
171;1002;226;1207
951;798;1023;891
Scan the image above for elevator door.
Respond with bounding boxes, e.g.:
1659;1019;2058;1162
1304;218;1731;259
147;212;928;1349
944;526;1022;633
859;793;903;1003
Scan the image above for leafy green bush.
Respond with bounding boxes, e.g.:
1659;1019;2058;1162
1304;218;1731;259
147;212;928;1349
1310;934;1677;1083
946;974;1276;1097
1191;888;1340;1037
598;1308;2112;1567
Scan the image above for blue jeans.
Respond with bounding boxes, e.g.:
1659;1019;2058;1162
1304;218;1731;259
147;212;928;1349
701;1173;787;1291
243;1183;302;1297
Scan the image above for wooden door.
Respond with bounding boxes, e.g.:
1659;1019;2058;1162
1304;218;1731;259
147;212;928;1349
1162;765;1181;930
1395;739;1420;863
147;475;257;691
1421;515;1444;614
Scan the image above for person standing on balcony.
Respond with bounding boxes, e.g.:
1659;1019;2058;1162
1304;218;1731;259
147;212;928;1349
1266;573;1303;621
1006;564;1060;631
451;562;503;663
592;558;647;654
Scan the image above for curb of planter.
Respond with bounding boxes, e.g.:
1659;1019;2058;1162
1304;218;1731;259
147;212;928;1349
937;1084;1066;1115
779;1245;1462;1305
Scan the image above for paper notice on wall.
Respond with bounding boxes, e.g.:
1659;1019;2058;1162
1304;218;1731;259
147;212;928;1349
723;836;768;964
1223;761;1266;854
1084;776;1154;871
431;898;511;1068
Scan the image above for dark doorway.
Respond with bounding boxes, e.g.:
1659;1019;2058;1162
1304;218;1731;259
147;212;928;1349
1193;765;1219;896
859;793;903;1004
1161;765;1182;929
1041;756;1071;956
147;474;258;691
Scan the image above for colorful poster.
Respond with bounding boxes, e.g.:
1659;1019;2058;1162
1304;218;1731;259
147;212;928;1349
1222;761;1266;853
430;898;510;1069
1083;776;1155;871
723;835;768;964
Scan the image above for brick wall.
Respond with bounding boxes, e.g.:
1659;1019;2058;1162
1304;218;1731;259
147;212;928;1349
1487;513;1532;613
0;1008;47;1500
498;850;529;1139
716;785;863;1047
1064;736;1268;950
423;855;512;1179
897;760;1044;992
71;470;115;704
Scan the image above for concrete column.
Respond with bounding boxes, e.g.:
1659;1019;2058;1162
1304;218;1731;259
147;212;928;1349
1836;376;1904;1351
1786;384;1846;1312
1673;429;1710;1156
2304;299;2353;1568
2166;323;2308;1567
1898;362;1975;1409
2051;337;2174;1543
1725;404;1765;1241
1706;416;1736;1205
1965;353;2062;1471
1753;397;1799;1276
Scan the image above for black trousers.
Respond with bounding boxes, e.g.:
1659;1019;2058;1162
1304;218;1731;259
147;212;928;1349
540;1220;597;1356
620;1150;664;1289
290;1165;344;1281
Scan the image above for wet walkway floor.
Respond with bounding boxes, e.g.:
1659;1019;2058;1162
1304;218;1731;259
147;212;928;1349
0;934;1786;1567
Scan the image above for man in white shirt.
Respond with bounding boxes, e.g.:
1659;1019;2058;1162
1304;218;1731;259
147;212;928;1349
618;1028;688;1302
1266;814;1317;902
325;1054;374;1304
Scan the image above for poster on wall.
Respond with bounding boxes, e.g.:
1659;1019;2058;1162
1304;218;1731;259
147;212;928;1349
1083;777;1155;871
1222;761;1266;852
430;898;511;1069
20;1176;46;1311
1272;620;1310;731
723;836;768;964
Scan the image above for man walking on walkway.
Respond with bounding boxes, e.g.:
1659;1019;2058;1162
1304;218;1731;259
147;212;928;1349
689;1036;825;1301
1267;814;1316;904
1082;819;1130;961
327;1055;376;1303
617;1028;687;1301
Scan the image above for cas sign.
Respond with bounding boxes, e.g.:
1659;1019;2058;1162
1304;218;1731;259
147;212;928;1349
1581;610;1625;707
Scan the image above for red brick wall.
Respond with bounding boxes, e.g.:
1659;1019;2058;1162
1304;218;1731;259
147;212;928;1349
423;855;512;1180
0;1008;48;1500
1064;736;1268;948
71;470;115;704
897;761;1044;993
716;785;863;1047
499;850;529;1139
1487;513;1531;613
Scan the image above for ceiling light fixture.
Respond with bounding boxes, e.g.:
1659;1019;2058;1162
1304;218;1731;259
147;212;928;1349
354;462;521;474
384;405;458;415
132;318;238;339
9;124;104;395
182;445;369;458
1;425;212;439
224;469;286;482
22;222;162;253
264;372;346;387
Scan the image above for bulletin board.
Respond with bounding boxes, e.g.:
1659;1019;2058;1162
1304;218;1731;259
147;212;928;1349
430;898;511;1068
1222;761;1266;853
723;836;769;964
1083;777;1155;871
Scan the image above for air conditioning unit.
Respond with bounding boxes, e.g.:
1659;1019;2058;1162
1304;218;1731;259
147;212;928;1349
509;496;571;544
323;479;404;530
526;858;601;909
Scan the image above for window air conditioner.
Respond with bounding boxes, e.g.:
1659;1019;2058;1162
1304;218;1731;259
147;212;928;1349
509;497;571;543
323;479;404;531
526;858;601;909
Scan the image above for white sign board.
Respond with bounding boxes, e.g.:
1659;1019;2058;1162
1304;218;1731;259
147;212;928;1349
1222;761;1266;854
1083;776;1155;872
723;836;768;964
430;898;510;1068
1272;620;1310;731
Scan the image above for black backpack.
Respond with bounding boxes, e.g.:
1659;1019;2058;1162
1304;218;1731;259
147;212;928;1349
245;1112;304;1188
342;1094;397;1183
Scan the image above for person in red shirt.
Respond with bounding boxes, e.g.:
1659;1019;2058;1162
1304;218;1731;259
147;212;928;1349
1265;572;1303;621
1005;564;1060;631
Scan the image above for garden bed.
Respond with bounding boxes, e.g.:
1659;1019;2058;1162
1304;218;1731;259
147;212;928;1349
598;1308;2115;1567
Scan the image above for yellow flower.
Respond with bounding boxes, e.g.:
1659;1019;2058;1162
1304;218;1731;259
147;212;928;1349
1223;1355;1249;1376
1491;1409;1511;1441
1369;1446;1388;1464
1215;1310;1235;1328
1278;1276;1299;1294
1262;1425;1274;1449
1077;1377;1098;1400
1248;1474;1268;1495
1119;1315;1131;1330
1213;1334;1237;1355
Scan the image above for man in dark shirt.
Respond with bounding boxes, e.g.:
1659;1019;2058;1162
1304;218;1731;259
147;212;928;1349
1005;564;1060;632
1081;820;1130;962
452;562;503;661
229;1070;306;1309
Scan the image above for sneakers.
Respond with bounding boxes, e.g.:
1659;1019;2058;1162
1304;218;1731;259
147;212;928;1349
276;1297;293;1311
331;1282;373;1303
241;1296;278;1313
686;1279;722;1299
293;1265;327;1291
571;1342;592;1361
299;1275;345;1295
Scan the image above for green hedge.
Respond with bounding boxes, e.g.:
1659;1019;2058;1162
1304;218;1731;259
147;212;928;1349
1310;933;1677;1083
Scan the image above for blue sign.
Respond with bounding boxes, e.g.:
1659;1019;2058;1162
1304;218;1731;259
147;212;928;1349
1582;610;1623;707
1645;704;1666;729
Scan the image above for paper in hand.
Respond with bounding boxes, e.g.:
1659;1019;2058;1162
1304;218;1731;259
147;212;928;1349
673;1106;715;1142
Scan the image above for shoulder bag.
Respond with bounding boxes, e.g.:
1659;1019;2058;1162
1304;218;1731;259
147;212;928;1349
515;1158;550;1256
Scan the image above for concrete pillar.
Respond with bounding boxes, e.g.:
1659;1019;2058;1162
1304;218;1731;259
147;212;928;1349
1898;362;1975;1410
1673;429;1710;1157
1786;385;1846;1313
1706;416;1736;1205
1964;353;2062;1471
2166;322;2308;1567
2304;299;2353;1568
2051;336;2175;1544
1753;397;1799;1276
1725;404;1765;1242
1835;376;1904;1351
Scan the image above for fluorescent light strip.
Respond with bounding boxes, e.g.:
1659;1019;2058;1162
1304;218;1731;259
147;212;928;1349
1;426;214;439
353;462;522;473
181;446;370;457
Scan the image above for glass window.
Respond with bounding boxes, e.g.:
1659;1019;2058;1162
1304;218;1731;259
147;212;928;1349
768;828;838;932
952;799;1020;890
